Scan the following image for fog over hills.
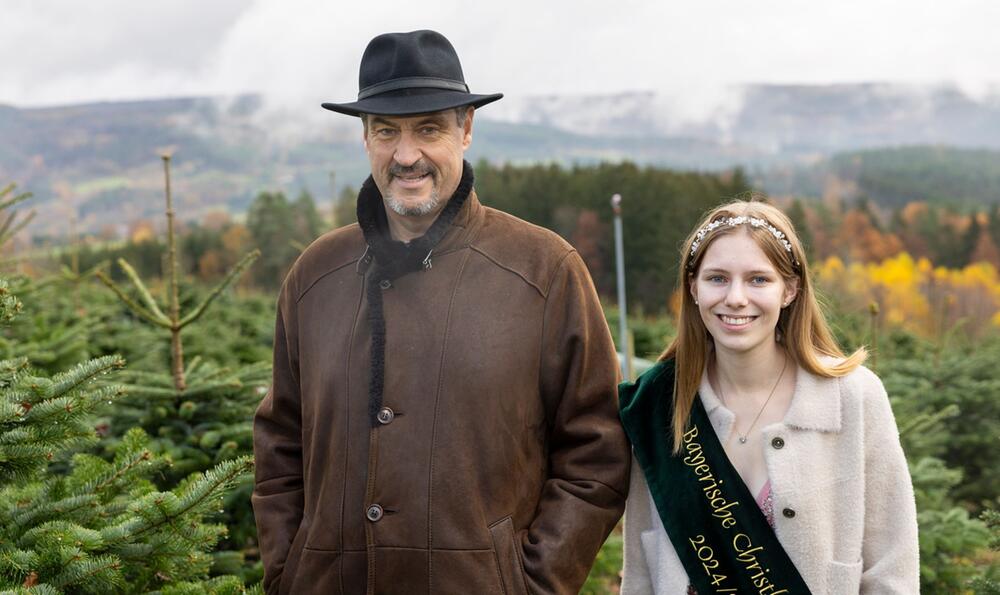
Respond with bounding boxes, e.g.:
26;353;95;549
489;83;1000;155
3;82;1000;236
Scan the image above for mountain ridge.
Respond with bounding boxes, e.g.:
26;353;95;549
4;82;1000;236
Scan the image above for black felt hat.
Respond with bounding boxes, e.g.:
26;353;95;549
322;30;503;117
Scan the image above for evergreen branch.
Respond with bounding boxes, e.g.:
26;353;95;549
105;542;152;561
0;400;28;424
115;258;169;322
898;403;960;437
118;369;176;386
80;261;110;280
0;286;22;325
183;362;238;385
0;184;32;210
120;365;265;400
50;355;125;399
48;553;123;590
10;495;99;534
0;211;35;248
80;448;161;502
0;547;39;576
175;456;253;509
114;384;183;400
17;520;91;548
172;380;243;399
102;457;252;543
185;355;203;375
0;428;97;468
94;271;171;328
3;584;62;595
0;211;21;241
179;250;260;328
158;574;248;594
17;385;124;424
0;357;29;382
61;261;110;282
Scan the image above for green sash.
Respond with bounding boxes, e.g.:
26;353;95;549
619;360;812;594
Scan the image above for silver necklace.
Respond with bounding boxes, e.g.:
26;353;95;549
716;355;788;444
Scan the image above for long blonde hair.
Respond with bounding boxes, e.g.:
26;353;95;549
662;199;866;453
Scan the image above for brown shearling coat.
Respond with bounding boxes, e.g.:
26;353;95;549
252;192;630;594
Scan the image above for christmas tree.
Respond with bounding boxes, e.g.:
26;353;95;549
94;155;267;568
0;183;259;593
0;279;256;593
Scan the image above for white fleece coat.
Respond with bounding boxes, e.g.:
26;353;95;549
621;364;919;594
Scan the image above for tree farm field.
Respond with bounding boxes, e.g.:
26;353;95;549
2;159;999;593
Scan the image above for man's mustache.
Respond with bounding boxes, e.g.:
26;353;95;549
389;162;435;178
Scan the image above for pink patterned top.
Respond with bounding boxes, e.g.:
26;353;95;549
687;480;775;595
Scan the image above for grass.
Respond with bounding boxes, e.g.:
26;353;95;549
582;527;623;594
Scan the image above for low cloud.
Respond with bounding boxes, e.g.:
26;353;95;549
2;0;998;126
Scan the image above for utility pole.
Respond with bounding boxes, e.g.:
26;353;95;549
328;171;337;227
612;193;633;380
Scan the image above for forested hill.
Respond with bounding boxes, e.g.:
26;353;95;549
3;83;1000;236
0;96;742;238
763;146;1000;208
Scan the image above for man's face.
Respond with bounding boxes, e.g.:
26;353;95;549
363;108;473;219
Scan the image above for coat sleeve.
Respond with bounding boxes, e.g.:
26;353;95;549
859;371;920;594
252;280;304;594
520;249;631;595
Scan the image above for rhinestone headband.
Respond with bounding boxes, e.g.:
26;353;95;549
688;216;798;266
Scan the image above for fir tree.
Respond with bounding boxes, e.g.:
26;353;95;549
245;192;296;289
291;189;325;241
883;345;1000;592
0;183;35;258
332;185;358;228
0;183;262;593
94;155;266;564
0;279;256;593
969;509;1000;593
785;199;814;261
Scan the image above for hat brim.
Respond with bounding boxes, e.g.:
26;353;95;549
322;87;503;117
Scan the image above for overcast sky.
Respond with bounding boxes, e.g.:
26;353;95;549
3;0;998;111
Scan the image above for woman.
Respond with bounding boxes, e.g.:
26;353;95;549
619;200;919;594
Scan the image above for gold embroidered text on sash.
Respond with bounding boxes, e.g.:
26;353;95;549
682;425;790;594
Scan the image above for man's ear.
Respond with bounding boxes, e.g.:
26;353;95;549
462;107;474;149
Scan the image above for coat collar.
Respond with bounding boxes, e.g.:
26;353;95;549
698;359;843;434
354;177;485;276
435;189;484;254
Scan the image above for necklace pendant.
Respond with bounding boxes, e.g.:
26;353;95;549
739;436;748;444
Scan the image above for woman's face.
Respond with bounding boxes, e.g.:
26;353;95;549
690;229;797;358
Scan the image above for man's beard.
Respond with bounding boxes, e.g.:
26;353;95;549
385;189;441;217
384;161;440;216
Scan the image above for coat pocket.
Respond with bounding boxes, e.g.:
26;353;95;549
488;516;529;595
277;519;310;595
827;558;863;594
280;547;342;595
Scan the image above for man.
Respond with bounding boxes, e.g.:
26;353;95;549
252;30;629;595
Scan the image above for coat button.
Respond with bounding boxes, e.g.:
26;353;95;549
782;507;796;519
379;279;392;290
376;407;395;425
366;504;384;522
771;437;785;449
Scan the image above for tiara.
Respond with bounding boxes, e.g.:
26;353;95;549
689;216;798;265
